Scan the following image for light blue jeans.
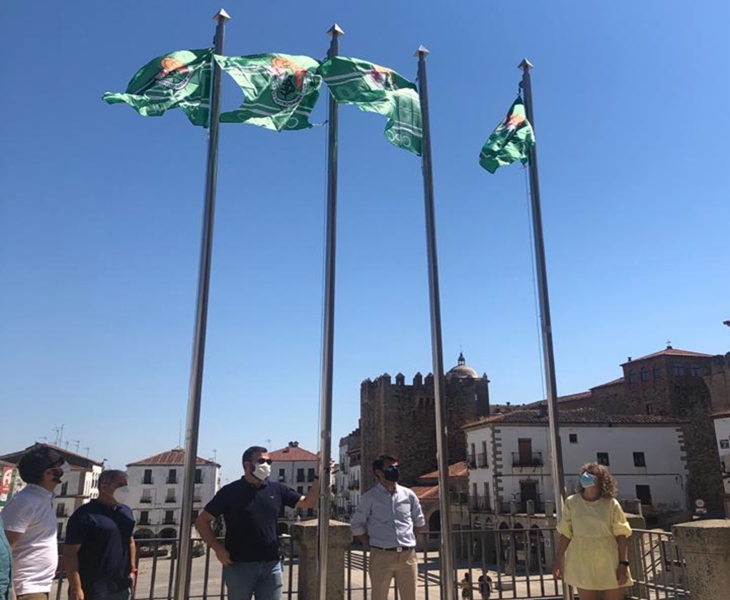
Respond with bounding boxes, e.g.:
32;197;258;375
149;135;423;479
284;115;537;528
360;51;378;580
222;561;282;600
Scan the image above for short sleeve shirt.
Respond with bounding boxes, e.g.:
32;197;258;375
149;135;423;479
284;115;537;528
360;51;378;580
65;501;135;597
204;478;301;562
2;484;58;595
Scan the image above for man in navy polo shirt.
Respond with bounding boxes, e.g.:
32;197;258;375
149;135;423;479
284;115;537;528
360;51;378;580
63;470;136;600
195;446;320;600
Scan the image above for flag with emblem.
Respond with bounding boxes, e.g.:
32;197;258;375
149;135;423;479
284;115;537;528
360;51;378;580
479;95;535;173
318;57;422;156
102;49;212;127
217;54;323;131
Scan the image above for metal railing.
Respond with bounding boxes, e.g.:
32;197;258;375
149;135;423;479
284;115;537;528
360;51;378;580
477;452;488;468
511;452;543;467
49;527;689;600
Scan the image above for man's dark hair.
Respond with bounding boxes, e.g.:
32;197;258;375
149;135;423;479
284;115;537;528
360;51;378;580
17;445;62;485
242;446;268;464
372;454;397;474
99;469;127;487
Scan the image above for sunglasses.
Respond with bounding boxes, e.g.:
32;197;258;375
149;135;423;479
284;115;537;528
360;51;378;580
255;458;273;465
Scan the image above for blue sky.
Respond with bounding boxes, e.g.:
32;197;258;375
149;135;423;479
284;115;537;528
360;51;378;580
1;1;728;482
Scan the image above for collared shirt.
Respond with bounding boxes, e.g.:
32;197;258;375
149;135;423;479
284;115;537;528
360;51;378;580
2;484;58;595
351;483;425;548
204;478;301;562
65;500;135;598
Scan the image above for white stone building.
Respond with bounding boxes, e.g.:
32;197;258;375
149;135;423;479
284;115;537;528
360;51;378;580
126;448;220;540
0;444;103;539
269;442;318;520
335;429;361;517
464;408;689;521
712;410;730;508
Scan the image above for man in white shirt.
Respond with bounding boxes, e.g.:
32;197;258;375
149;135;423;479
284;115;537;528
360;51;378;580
351;455;425;600
3;446;69;600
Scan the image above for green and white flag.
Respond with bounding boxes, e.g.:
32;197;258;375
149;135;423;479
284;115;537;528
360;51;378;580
217;54;323;131
318;57;422;156
479;96;535;173
102;49;212;127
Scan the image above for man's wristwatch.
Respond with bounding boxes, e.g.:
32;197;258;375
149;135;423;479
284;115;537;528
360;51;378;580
619;560;630;567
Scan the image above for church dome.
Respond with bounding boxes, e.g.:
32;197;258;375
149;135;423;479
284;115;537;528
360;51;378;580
446;352;479;379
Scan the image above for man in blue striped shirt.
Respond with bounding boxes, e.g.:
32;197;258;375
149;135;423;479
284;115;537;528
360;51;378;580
351;455;425;600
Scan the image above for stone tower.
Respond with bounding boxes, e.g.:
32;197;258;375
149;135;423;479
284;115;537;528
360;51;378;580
360;353;490;490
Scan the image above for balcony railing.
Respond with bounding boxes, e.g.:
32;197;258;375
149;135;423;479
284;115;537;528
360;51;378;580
511;452;543;467
296;474;305;482
477;452;488;468
49;527;689;600
467;454;476;468
165;497;176;504
469;495;491;511
142;478;153;485
166;477;177;484
140;497;152;504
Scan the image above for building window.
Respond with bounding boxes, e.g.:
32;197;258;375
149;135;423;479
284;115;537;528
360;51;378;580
672;363;685;376
140;490;152;504
307;468;316;482
191;510;199;520
195;469;202;484
653;365;662;380
628;370;636;384
636;485;652;505
597;452;610;466
690;365;700;377
164;510;175;524
645;403;654;415
720;439;729;450
165;488;176;503
57;523;64;538
167;469;177;484
143;469;153;485
139;510;149;525
297;468;305;483
569;433;578;444
633;452;646;467
61;482;69;495
278;468;286;481
640;368;649;382
297;486;303;495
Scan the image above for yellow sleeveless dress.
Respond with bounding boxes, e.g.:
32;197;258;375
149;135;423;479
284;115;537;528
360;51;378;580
556;494;633;591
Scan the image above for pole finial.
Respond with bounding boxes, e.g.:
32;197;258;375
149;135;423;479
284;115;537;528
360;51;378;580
518;58;534;71
213;8;231;22
327;23;344;37
415;45;430;57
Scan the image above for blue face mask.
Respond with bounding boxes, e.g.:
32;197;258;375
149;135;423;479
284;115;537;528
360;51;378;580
580;472;597;488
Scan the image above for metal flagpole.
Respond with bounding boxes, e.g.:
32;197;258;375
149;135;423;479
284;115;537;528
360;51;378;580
316;23;344;600
519;59;570;600
415;46;456;600
174;9;230;600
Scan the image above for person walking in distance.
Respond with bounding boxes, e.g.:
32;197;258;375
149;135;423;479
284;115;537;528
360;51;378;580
350;455;425;600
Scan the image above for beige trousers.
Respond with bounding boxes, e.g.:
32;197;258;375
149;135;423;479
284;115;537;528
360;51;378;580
369;548;418;600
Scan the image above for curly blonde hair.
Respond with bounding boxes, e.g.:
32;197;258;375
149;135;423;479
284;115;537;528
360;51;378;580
576;462;617;498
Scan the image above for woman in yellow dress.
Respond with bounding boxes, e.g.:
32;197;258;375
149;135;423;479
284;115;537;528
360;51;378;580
552;463;633;600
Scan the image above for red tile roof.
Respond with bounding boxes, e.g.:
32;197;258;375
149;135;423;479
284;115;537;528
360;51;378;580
463;408;684;428
127;448;219;467
411;485;440;500
0;443;103;467
418;461;468;480
269;445;318;462
621;347;713;365
590;377;624;390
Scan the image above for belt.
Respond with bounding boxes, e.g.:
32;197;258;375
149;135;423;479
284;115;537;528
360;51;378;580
371;546;415;552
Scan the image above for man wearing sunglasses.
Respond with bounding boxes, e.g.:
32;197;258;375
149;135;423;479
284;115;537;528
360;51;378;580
351;454;425;600
195;446;320;600
3;445;69;600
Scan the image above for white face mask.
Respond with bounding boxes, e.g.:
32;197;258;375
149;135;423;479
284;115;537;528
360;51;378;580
112;485;131;504
253;463;271;481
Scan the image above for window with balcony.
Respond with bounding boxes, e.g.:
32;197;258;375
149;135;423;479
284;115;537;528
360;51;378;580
307;468;316;482
143;469;153;485
296;468;305;483
139;510;150;525
165;489;176;503
597;452;610;466
164;510;175;525
167;469;177;484
514;439;542;466
140;490;152;504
